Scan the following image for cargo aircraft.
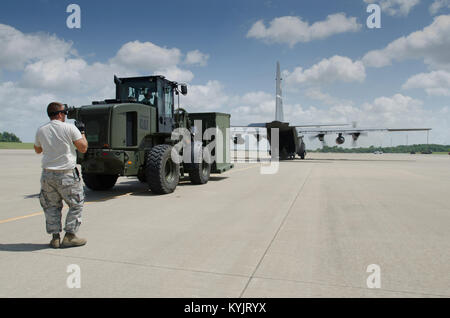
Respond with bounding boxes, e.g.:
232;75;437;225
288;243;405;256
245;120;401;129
231;62;431;160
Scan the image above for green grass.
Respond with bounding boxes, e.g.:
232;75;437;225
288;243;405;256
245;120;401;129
0;142;34;149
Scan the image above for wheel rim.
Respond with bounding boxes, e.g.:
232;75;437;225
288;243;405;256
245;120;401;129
165;159;176;183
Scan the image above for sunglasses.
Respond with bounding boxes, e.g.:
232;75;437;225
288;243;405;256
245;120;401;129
57;109;69;115
48;105;69;117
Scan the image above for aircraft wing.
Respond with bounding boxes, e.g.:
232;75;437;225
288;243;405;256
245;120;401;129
230;125;431;147
230;126;432;135
231;123;350;129
297;127;432;134
293;124;349;128
298;127;432;146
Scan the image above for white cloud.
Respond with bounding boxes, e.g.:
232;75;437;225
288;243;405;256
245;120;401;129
362;15;450;69
430;0;450;15
361;94;425;126
305;88;355;107
184;50;209;66
299;93;427;131
0;81;58;141
364;0;420;16
18;39;198;94
284;56;366;86
154;66;194;83
21;58;87;91
0;24;74;71
230;91;276;124
111;40;182;72
230;89;355;127
285;95;425;129
247;13;361;47
403;70;450;96
182;80;230;110
305;88;337;105
18;57;132;97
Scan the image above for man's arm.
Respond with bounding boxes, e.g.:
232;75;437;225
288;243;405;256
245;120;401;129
74;134;88;153
73;120;88;153
34;131;42;154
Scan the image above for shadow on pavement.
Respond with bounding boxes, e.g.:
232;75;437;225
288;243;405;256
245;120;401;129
177;175;229;187
209;176;229;181
22;174;230;203
0;243;50;252
83;180;148;202
24;193;40;199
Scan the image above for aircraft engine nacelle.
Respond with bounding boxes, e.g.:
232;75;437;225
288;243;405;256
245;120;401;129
336;134;345;145
352;133;361;141
318;134;325;142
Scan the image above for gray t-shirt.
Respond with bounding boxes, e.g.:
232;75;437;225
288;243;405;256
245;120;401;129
34;120;82;170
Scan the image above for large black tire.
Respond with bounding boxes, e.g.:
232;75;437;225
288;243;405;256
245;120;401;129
187;161;211;185
83;173;118;191
280;147;289;160
186;158;211;185
185;142;211;185
298;141;306;160
145;144;180;194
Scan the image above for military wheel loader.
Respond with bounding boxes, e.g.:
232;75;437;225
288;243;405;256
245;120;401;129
68;75;233;194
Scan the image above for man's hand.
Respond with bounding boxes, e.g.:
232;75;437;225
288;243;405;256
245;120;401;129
34;145;43;154
74;121;85;134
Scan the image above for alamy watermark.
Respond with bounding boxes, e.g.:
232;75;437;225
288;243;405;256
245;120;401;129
367;4;381;29
66;264;81;289
366;264;381;289
66;4;81;29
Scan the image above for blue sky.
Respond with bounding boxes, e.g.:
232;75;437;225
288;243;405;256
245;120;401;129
0;0;449;146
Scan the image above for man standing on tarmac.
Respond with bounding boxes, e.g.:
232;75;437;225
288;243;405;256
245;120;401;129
34;102;88;248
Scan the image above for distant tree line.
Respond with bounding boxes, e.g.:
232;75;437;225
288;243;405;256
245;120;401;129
0;132;21;143
309;144;450;153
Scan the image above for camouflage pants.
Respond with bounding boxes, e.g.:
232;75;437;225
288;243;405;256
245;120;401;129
39;169;84;234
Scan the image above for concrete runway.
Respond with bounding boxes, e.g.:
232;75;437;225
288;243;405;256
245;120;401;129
0;149;449;297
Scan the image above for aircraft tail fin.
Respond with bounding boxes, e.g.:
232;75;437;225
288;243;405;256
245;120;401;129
275;61;284;122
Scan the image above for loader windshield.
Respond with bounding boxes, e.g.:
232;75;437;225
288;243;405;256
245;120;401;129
118;81;158;106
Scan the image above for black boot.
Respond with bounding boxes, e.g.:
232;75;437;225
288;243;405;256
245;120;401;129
50;233;60;249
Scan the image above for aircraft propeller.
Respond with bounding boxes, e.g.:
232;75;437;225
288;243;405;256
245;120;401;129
310;133;327;147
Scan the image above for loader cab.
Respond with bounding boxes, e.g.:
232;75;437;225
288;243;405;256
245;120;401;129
115;76;175;134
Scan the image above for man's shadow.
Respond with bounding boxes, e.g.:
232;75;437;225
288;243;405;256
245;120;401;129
0;243;50;252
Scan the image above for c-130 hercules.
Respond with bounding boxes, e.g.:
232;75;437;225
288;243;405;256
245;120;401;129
231;62;432;160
